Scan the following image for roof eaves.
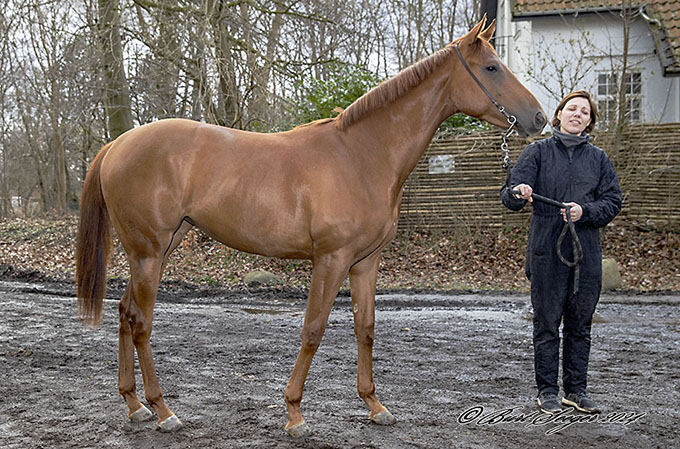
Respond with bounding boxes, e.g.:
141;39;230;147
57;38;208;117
511;1;680;78
511;7;622;18
640;4;680;77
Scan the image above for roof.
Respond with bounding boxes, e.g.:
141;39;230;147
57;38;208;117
512;1;680;77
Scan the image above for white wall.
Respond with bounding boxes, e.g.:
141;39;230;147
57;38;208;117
497;8;680;125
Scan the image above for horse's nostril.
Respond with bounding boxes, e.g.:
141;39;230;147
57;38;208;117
535;111;546;126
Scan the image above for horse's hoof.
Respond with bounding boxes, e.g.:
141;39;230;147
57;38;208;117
129;405;153;422
370;409;397;426
156;414;183;432
286;421;312;438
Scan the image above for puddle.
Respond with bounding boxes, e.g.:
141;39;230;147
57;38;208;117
0;280;48;291
384;307;519;322
241;308;287;315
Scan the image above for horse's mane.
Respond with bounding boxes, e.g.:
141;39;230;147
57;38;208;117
335;41;459;130
293;117;335;129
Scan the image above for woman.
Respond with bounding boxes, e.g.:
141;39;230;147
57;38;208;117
501;90;622;414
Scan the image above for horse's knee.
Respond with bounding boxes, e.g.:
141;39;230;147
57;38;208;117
300;325;324;350
354;324;375;346
131;320;152;345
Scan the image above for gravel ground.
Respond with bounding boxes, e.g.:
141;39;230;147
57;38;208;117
1;279;678;449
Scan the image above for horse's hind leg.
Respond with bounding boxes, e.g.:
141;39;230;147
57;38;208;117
127;253;182;431
118;284;153;422
349;251;396;426
118;221;191;429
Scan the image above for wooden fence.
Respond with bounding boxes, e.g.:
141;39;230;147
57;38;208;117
399;123;680;231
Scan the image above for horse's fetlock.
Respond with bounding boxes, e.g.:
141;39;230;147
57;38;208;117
144;393;163;408
284;389;302;406
357;381;376;398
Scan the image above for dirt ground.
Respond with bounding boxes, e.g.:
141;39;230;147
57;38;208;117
0;279;678;449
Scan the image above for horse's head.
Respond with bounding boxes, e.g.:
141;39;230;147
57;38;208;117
448;16;546;137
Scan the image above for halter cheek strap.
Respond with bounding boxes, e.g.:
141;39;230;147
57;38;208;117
454;43;513;122
454;43;517;169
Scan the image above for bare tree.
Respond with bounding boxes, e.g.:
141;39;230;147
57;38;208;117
0;0;13;216
98;0;134;139
0;0;491;217
613;0;633;151
520;30;599;103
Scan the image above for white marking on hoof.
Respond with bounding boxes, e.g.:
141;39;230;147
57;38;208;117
156;414;182;432
129;405;153;422
370;409;397;426
286;421;312;438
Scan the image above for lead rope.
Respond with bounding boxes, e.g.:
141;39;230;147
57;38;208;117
454;42;583;294
501;115;517;172
500;115;582;294
505;154;583;295
495;95;583;294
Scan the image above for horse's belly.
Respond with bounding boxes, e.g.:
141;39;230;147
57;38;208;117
189;206;314;259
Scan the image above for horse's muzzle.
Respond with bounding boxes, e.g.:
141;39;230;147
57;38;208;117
535;111;547;129
517;110;547;136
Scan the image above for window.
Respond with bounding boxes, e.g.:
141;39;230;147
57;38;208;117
597;72;642;126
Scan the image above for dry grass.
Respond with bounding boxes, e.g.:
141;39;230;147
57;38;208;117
1;215;678;292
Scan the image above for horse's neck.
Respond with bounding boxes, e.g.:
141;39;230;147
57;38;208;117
345;65;454;188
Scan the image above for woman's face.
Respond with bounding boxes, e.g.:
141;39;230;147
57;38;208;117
557;97;592;135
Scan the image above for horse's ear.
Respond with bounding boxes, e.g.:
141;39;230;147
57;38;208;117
479;18;496;42
462;14;487;44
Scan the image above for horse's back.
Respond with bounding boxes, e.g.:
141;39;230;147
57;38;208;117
97;119;375;258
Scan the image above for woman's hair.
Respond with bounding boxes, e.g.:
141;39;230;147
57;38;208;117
551;90;598;134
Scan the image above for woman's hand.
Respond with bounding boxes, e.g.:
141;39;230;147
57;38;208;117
513;184;533;203
561;202;582;222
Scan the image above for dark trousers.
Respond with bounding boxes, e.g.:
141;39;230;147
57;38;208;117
531;271;600;396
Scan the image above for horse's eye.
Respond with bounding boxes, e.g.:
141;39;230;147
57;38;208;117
486;65;497;72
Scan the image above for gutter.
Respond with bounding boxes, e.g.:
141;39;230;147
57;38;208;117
512;7;622;19
639;6;680;77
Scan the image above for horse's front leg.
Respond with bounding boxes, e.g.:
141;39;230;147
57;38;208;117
284;251;351;437
348;251;396;426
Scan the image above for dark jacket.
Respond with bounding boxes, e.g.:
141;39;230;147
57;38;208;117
501;135;622;282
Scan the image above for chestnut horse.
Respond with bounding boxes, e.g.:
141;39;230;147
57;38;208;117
76;17;545;437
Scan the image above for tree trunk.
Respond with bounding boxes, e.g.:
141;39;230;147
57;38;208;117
249;3;284;129
50;77;67;214
614;0;631;154
211;1;239;127
98;0;134;139
0;137;10;217
156;0;181;117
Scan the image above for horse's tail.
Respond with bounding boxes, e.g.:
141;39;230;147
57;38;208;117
76;143;113;327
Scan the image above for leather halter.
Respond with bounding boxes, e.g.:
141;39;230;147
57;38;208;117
454;43;517;169
454;43;515;124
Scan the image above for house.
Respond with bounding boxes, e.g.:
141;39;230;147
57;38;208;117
484;0;680;126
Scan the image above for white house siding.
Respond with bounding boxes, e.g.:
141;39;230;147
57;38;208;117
496;6;680;126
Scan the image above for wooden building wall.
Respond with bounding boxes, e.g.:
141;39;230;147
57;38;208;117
399;123;680;231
